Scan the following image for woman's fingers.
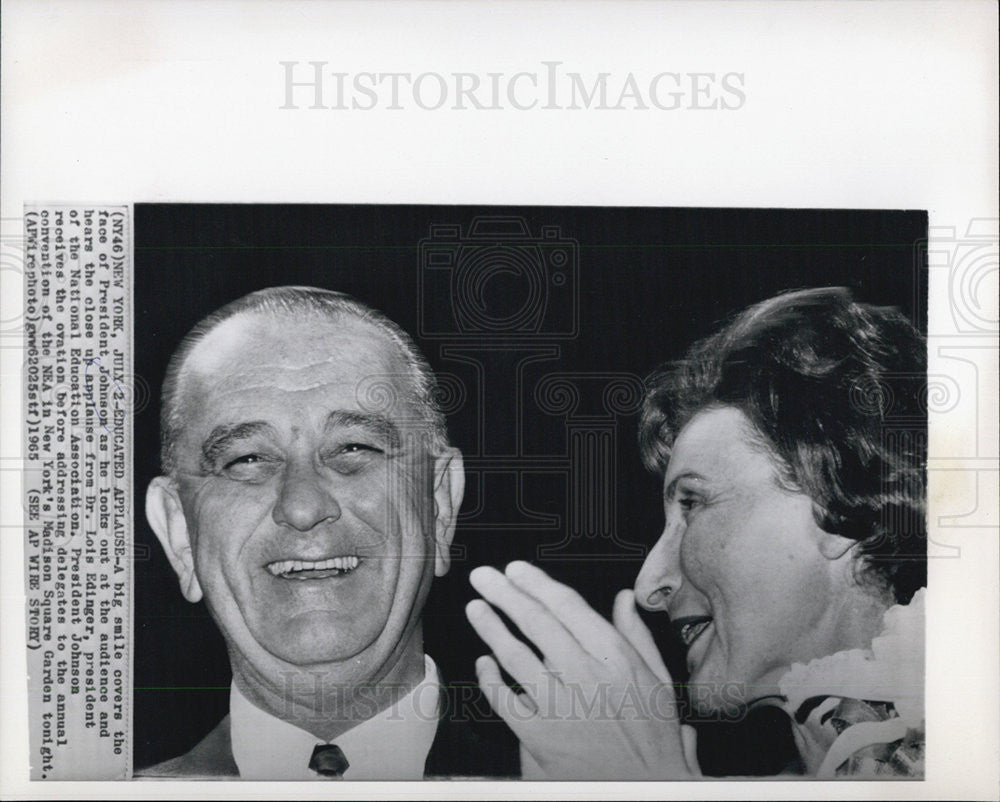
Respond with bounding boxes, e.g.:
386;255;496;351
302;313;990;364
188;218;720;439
500;561;627;661
474;654;537;724
465;598;556;714
465;599;544;686
468;576;701;780
518;743;546;780
469;565;585;670
612;588;673;684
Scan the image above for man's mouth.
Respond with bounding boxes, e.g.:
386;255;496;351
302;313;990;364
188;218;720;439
265;556;361;580
671;615;713;650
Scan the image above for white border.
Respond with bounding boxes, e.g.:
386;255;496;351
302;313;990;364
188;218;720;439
2;1;998;799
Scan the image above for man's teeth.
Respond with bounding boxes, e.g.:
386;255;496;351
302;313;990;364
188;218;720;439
266;556;360;576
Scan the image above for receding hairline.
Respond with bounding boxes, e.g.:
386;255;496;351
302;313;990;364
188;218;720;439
171;307;418;424
159;288;449;475
177;306;405;382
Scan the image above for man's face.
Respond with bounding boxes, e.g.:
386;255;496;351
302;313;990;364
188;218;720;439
634;406;852;715
151;312;456;679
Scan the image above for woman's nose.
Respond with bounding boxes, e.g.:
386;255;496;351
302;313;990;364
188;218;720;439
272;461;342;532
634;521;684;612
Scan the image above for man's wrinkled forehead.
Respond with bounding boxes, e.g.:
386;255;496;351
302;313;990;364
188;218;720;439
177;310;417;420
186;310;391;375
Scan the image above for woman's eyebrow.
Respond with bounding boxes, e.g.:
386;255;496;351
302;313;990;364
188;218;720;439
663;471;709;500
200;421;274;470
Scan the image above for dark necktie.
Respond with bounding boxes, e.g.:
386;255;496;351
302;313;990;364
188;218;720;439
309;743;350;777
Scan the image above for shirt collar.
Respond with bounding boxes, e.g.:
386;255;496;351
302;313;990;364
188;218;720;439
230;654;441;780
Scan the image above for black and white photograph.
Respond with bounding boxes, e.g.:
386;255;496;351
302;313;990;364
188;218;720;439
130;204;929;780
2;2;997;800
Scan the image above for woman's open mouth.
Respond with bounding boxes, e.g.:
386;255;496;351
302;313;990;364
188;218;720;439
671;615;713;650
265;556;361;580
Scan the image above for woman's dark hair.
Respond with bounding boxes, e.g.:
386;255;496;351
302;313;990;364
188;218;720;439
639;287;927;604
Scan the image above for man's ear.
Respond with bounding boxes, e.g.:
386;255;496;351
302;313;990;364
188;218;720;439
431;448;465;578
146;476;203;603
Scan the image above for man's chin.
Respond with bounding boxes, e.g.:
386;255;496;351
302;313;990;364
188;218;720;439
252;616;382;668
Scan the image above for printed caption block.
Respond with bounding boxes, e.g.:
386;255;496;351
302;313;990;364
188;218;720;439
23;205;133;780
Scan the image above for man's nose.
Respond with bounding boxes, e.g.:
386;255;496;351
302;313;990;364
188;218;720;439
272;461;342;532
634;520;684;613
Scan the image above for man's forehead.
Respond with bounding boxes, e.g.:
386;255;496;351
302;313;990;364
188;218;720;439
185;311;399;376
177;311;419;421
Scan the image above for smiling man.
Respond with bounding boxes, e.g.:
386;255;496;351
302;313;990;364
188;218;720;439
139;286;515;780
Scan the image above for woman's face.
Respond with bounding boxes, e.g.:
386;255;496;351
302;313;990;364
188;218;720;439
634;406;855;716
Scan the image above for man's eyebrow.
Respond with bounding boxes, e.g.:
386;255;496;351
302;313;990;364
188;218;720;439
200;422;274;469
324;410;401;450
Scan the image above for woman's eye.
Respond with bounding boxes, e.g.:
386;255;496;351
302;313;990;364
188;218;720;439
677;495;701;512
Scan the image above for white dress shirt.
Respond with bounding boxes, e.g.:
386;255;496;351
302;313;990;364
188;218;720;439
230;655;441;780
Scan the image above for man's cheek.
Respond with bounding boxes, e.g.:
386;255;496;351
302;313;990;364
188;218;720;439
190;519;229;569
341;484;390;548
186;476;252;522
197;480;274;524
354;464;413;511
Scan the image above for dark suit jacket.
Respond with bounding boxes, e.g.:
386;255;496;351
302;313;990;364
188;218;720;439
136;676;520;780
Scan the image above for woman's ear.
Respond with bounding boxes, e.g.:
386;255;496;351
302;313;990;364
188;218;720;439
431;448;465;577
811;503;856;561
817;531;856;561
146;476;203;602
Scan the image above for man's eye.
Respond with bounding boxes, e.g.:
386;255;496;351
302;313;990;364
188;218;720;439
221;453;278;481
226;454;265;467
342;443;380;454
323;443;384;473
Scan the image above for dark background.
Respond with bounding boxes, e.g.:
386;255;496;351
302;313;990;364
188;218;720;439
132;205;927;773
